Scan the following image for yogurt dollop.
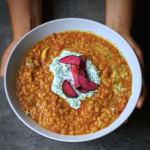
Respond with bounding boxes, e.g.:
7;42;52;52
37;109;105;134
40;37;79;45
49;50;101;109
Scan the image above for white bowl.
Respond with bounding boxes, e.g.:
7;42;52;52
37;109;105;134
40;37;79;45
4;18;142;142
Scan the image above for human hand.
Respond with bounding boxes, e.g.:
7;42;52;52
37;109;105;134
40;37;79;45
0;0;42;79
106;0;147;109
119;33;147;109
0;39;19;78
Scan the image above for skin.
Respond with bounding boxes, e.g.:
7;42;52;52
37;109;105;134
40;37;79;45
106;0;147;108
0;0;147;108
0;0;42;78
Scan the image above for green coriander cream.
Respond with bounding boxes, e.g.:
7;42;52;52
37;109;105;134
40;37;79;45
49;50;101;109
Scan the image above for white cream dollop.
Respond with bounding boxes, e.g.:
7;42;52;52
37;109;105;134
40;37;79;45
49;50;101;109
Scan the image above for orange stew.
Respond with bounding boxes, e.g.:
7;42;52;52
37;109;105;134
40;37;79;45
16;31;132;135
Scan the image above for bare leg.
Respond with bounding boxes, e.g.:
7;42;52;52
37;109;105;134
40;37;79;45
0;0;42;78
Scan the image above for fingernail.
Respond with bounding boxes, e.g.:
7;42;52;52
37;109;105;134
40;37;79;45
124;119;128;123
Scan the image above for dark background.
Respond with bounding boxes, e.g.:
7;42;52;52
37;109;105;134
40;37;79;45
0;0;150;150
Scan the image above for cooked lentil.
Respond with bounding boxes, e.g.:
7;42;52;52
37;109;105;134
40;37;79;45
16;31;132;135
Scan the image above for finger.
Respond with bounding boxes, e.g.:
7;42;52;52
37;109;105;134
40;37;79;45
0;41;17;78
0;49;11;78
136;85;148;109
121;34;145;76
124;118;128;123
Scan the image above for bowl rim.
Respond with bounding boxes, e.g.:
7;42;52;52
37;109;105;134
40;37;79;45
4;18;142;142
